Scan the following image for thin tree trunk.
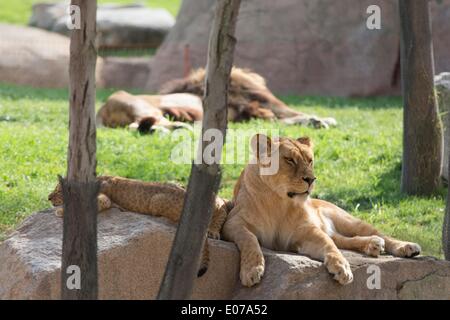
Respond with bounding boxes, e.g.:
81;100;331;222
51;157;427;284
445;116;450;259
399;0;442;195
61;0;99;300
445;167;450;260
157;0;241;300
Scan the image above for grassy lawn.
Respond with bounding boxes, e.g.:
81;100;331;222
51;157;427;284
0;83;446;257
0;0;182;25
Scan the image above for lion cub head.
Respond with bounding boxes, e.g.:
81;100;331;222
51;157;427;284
48;182;63;206
251;134;316;201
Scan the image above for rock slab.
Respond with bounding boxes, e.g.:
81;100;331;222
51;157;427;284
29;2;175;49
0;24;74;88
0;24;152;89
1;209;450;299
146;0;450;96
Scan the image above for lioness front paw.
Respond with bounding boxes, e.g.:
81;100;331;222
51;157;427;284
325;253;353;285
364;236;385;257
240;264;265;287
391;242;421;258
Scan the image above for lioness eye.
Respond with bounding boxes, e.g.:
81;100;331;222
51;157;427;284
285;157;295;165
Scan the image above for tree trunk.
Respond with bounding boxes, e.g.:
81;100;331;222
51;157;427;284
61;0;99;300
445;170;450;260
399;0;442;195
445;117;450;260
157;0;241;300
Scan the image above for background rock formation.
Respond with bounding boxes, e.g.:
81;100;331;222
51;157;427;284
146;0;450;96
29;2;175;49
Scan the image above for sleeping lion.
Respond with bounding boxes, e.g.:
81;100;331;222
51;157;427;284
96;67;337;133
223;134;421;286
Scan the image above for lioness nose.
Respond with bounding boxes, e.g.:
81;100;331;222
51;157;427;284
303;177;316;185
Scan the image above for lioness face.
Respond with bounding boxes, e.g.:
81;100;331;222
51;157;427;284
251;134;316;201
48;183;63;206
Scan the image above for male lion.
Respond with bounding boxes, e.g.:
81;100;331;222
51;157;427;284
222;134;421;287
96;68;336;133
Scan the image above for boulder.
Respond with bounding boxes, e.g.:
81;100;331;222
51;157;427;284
146;0;450;96
29;2;175;49
0;24;73;88
1;208;450;300
436;72;450;183
100;57;152;90
29;2;69;30
0;24;155;89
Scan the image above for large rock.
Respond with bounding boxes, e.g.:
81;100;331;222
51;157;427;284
100;57;152;90
0;24;154;89
436;72;450;183
29;2;175;49
146;0;450;96
1;209;450;300
29;2;68;30
0;24;75;88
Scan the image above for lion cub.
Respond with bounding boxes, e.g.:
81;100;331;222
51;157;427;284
48;175;230;276
222;134;421;287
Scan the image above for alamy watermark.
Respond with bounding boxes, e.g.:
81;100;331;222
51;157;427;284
65;265;81;290
170;123;280;175
366;5;381;30
366;264;381;289
66;5;81;30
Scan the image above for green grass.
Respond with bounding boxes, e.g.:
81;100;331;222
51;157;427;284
0;83;446;258
0;0;182;25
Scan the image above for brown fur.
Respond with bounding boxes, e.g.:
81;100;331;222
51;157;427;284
222;134;421;287
48;176;230;276
96;90;200;132
96;68;337;132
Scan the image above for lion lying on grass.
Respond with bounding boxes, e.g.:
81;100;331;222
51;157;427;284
222;134;421;287
96;68;337;133
48;175;230;277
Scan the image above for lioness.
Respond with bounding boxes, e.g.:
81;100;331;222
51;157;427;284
48;175;230;276
222;134;421;286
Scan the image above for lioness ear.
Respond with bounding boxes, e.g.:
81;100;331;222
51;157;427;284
297;137;313;148
251;134;272;159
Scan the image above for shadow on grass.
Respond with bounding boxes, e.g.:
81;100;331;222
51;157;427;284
319;161;446;212
281;95;402;110
1;83;402;111
0;83;146;103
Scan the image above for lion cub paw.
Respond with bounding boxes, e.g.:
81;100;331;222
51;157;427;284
325;253;353;285
240;264;265;287
364;236;385;257
207;230;221;240
54;207;64;217
392;242;421;258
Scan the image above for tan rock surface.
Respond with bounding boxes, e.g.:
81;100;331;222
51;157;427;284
146;0;450;96
1;208;450;299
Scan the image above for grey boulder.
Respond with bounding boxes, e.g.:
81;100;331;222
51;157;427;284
1;209;450;299
146;0;450;96
29;2;175;49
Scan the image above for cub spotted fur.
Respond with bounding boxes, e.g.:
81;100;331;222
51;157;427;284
222;134;421;287
48;175;230;277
